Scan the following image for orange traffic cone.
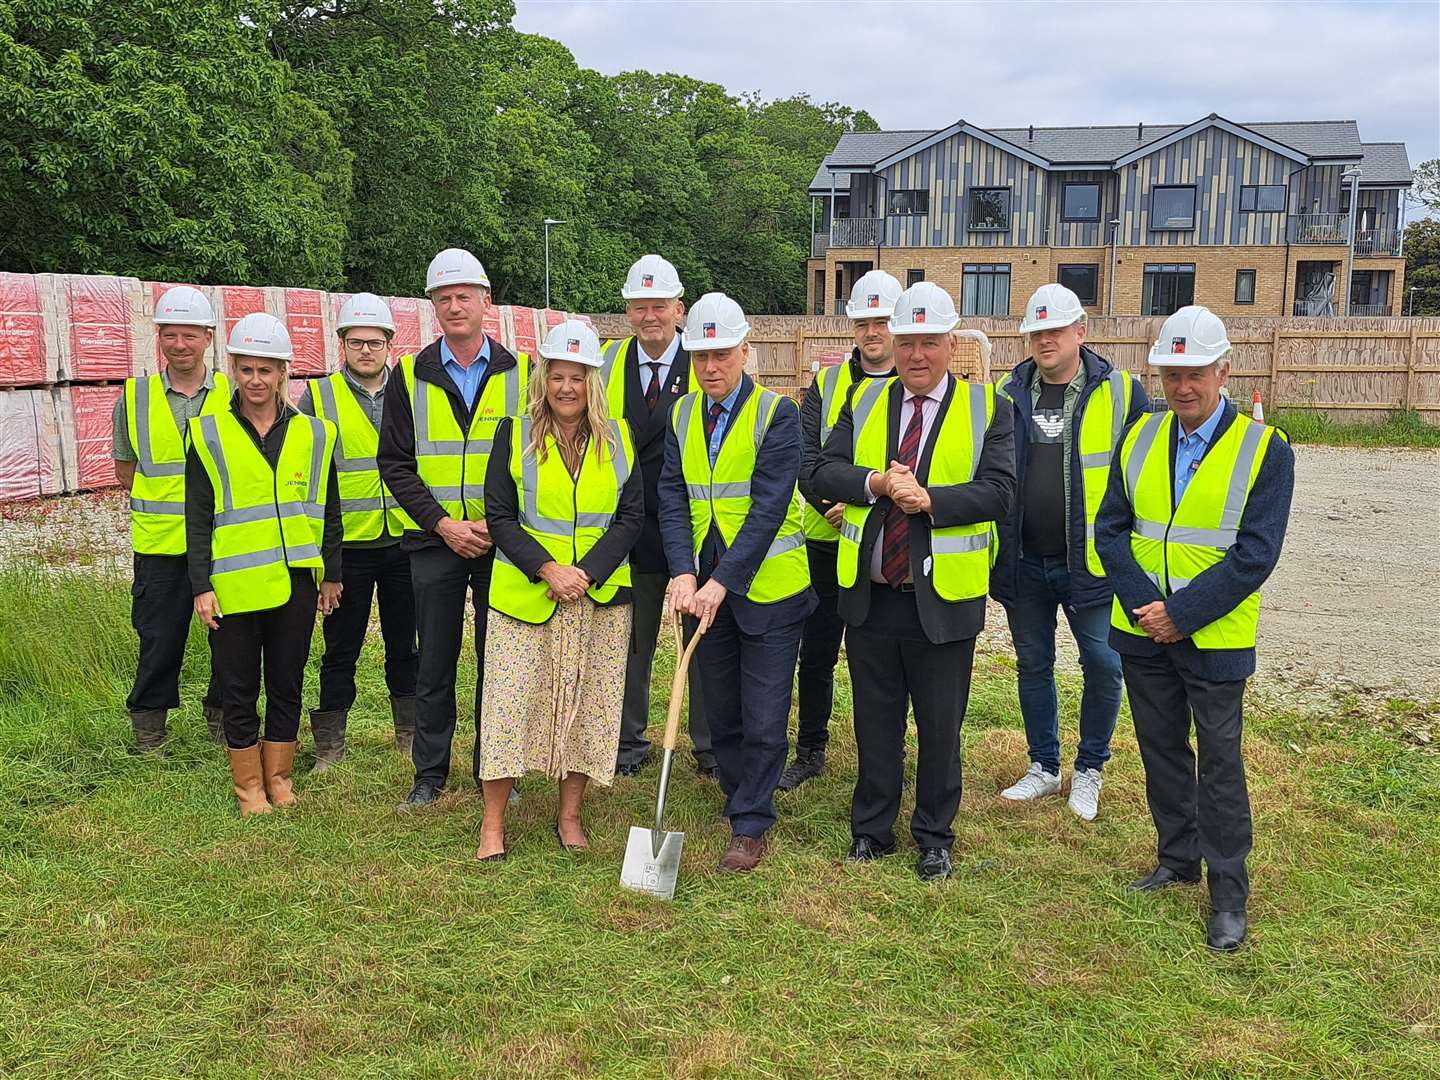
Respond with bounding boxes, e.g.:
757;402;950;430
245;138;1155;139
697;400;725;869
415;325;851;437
1251;390;1265;422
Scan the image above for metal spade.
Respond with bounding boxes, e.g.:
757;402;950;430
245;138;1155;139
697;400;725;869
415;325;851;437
620;607;704;899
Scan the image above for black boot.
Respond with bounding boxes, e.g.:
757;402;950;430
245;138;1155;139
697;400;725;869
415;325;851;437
776;749;825;792
390;695;416;755
310;709;347;773
129;709;168;757
203;703;225;746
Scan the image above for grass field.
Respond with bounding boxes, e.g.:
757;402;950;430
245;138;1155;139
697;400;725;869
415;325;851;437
1273;407;1440;448
1;564;1437;1079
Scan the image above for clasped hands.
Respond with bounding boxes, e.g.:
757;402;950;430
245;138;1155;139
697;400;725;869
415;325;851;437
670;573;725;634
538;561;591;603
436;515;493;559
868;461;931;515
1132;600;1182;644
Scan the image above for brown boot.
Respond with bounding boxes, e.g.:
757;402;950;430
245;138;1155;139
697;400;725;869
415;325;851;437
260;740;299;808
203;704;225;746
129;709;168;757
226;745;272;818
390;695;416;755
718;832;768;873
309;710;347;773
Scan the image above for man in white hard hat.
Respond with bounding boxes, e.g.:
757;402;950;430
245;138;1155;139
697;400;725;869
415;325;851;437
993;283;1149;821
812;281;1015;882
1096;305;1294;952
379;248;530;809
658;292;815;872
785;269;901;794
297;294;419;770
597;255;713;780
112;285;230;754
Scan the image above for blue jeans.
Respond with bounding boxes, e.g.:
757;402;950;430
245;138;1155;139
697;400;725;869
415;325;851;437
1003;553;1123;774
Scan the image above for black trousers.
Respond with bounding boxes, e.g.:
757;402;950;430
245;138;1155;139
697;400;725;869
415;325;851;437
211;571;318;749
846;585;975;851
317;544;417;711
410;545;491;788
796;541;845;754
1122;651;1252;911
127;552;219;712
617;569;712;769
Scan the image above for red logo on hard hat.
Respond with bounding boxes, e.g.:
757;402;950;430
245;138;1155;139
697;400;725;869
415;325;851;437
866;294;880;308
913;308;926;324
566;338;581;353
1172;337;1187;354
703;322;717;338
1036;306;1048;320
243;336;253;344
641;274;654;288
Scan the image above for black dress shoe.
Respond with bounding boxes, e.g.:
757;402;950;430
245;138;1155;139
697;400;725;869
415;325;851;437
846;837;896;862
916;847;953;882
397;781;442;811
777;750;825;792
695;762;718;781
1126;865;1201;892
1207;909;1247;952
614;758;648;778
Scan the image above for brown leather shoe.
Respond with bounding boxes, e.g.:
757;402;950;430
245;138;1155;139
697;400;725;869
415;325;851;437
226;744;272;818
717;833;768;873
260;740;299;808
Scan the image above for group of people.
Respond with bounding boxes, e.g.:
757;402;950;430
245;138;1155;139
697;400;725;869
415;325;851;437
114;250;1293;952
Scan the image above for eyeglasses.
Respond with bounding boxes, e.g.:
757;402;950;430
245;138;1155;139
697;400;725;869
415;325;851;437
344;339;388;353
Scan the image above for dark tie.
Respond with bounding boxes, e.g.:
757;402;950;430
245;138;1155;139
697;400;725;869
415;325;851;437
704;400;725;459
880;397;926;587
645;362;663;411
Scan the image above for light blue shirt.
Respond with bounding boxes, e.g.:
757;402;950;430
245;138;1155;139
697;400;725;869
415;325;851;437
1174;398;1226;502
439;336;492;410
706;383;744;466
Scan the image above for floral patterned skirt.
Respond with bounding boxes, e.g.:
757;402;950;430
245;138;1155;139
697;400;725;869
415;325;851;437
479;599;631;786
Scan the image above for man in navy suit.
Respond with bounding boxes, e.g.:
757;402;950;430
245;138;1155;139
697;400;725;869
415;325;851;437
658;292;816;873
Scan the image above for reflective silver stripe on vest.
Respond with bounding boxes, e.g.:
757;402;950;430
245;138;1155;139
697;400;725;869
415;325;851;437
1145;570;1164;591
516;417;568;532
1221;421;1267;532
215;502;324;528
931;532;991;555
673;393;697;446
1124;412;1166;500
1079;451;1113;469
754;389;778;446
599;338;626;389
967;381;988;472
340;497;385;513
849;377;891;455
817;364;846;443
608;421;632;489
1132;517;1237;549
210;546;306;575
411;379;466;455
1168;575;1193;590
132;379;187;478
1107;370;1126;450
691;480;751;499
129;497;184;516
304;415;326;500
316;377;377;472
765;530;805;560
427;485;464;500
1132;517;1170;542
197;415;233;513
839;520;863;545
504;363;521;417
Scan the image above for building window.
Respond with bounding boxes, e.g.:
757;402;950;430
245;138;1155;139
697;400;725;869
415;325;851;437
1239;185;1286;213
1061;182;1101;222
888;190;929;215
1142;263;1195;316
1149;185;1197;229
1057;264;1100;305
1234;269;1256;305
967;188;1011;231
906;269;924;287
961;264;1011;316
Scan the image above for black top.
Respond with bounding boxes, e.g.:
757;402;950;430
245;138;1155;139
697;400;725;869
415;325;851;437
482;417;645;609
1021;379;1067;556
185;397;343;597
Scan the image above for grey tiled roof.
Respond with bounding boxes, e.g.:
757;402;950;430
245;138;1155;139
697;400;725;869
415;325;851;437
1245;121;1363;158
809;130;932;191
1357;142;1413;185
990;124;1185;163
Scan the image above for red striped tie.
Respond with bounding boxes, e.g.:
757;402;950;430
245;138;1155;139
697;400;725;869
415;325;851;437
880;397;926;587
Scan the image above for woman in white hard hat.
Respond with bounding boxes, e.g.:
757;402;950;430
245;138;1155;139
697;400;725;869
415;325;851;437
475;319;643;858
185;313;344;817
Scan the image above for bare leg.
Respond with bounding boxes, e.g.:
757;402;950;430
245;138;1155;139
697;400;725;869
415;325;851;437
556;773;589;849
476;777;514;860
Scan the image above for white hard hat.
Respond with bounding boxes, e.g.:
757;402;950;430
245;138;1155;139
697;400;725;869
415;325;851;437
425;247;491;293
846;270;904;320
538;319;603;367
622;254;684;300
681;292;750;351
228;313;293;361
1149;305;1232;367
155;285;215;328
889;281;959;335
336;292;396;334
1019;283;1085;334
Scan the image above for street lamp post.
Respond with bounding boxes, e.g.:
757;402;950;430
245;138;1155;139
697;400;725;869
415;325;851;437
1108;218;1121;315
543;217;566;309
1409;287;1418;317
1341;167;1361;316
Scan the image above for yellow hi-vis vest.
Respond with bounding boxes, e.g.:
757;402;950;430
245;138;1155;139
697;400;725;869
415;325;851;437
598;337;633;419
401;351;529;520
1110;410;1284;650
125;371;230;555
996;366;1134;575
837;376;998;601
671;384;810;604
801;360;859;542
189;409;337;616
311;371;416;541
489;418;636;624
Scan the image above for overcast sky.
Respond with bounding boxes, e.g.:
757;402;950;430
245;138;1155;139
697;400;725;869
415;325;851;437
514;0;1438;182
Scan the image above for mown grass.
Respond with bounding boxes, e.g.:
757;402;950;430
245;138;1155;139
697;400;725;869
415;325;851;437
1274;407;1440;448
1;564;1437;1079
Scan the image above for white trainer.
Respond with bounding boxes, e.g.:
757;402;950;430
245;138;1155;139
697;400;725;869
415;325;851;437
1000;762;1061;801
1068;768;1103;821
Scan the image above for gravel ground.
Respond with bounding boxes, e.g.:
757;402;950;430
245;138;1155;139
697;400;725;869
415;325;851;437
4;445;1437;701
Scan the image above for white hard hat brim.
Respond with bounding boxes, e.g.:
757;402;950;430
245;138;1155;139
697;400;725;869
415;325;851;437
622;284;684;300
1148;353;1229;368
155;315;216;328
228;349;292;362
426;275;491;294
889;316;959;336
846;302;897;320
1019;311;1083;334
538;347;603;367
336;318;397;333
681;330;747;351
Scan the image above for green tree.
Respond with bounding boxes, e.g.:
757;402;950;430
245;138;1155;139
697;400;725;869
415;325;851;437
1403;217;1440;316
0;0;351;286
1410;158;1440;213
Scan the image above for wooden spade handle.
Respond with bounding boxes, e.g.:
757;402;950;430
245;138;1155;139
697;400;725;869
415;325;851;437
661;607;704;753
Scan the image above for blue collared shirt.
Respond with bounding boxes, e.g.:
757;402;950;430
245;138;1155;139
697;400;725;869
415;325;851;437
439;336;492;409
1174;398;1226;502
706;383;744;466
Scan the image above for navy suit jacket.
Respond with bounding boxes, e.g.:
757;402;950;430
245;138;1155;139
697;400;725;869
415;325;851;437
1094;399;1295;682
658;374;816;635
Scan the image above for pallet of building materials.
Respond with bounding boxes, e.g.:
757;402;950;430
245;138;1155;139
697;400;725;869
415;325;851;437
39;273;147;381
507;306;541;356
0;273;62;386
214;285;283;370
55;383;123;491
0;388;66;500
282;288;334;376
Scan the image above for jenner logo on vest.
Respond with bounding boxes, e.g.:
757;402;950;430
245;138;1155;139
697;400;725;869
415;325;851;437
285;469;307;494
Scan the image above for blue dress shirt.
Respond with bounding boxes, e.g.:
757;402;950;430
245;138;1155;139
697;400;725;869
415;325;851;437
439;336;492;410
1174;397;1226;503
707;383;743;466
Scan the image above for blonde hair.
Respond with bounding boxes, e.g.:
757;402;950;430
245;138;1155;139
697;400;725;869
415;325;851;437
525;358;617;464
228;353;289;410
